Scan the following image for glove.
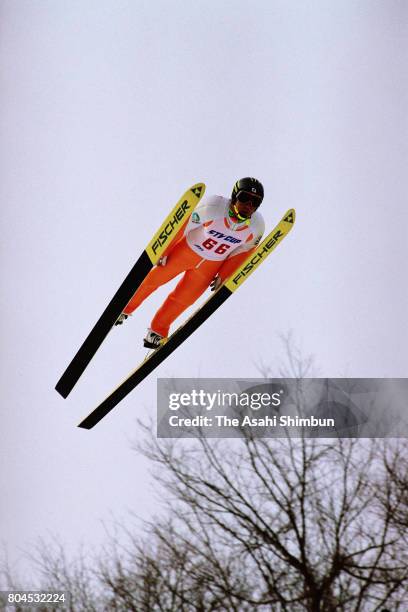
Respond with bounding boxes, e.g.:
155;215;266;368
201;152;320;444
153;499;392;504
157;256;168;266
115;313;129;326
210;275;222;292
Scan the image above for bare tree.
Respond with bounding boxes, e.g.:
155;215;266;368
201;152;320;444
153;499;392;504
124;429;408;611
2;337;407;611
0;537;103;612
375;439;408;544
3;437;407;611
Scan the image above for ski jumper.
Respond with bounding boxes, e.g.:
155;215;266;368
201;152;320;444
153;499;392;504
124;195;265;337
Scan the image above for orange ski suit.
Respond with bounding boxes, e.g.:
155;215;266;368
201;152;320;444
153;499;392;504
123;235;253;337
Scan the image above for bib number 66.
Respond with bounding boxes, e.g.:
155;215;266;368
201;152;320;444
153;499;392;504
202;238;230;255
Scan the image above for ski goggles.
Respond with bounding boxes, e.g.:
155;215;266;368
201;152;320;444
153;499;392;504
228;204;252;222
235;191;263;208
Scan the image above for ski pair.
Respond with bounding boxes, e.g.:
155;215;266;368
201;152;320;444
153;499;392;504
78;208;296;429
55;183;206;398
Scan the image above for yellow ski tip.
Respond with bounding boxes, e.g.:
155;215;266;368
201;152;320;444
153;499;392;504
146;183;206;264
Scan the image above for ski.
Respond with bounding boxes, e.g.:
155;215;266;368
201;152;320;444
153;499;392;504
77;209;296;429
55;183;206;398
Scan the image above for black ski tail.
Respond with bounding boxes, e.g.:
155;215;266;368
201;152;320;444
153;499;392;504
55;252;151;398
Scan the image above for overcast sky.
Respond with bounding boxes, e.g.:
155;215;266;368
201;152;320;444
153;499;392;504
1;0;407;576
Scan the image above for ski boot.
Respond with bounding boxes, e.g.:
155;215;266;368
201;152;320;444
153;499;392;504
115;313;129;326
143;328;166;349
